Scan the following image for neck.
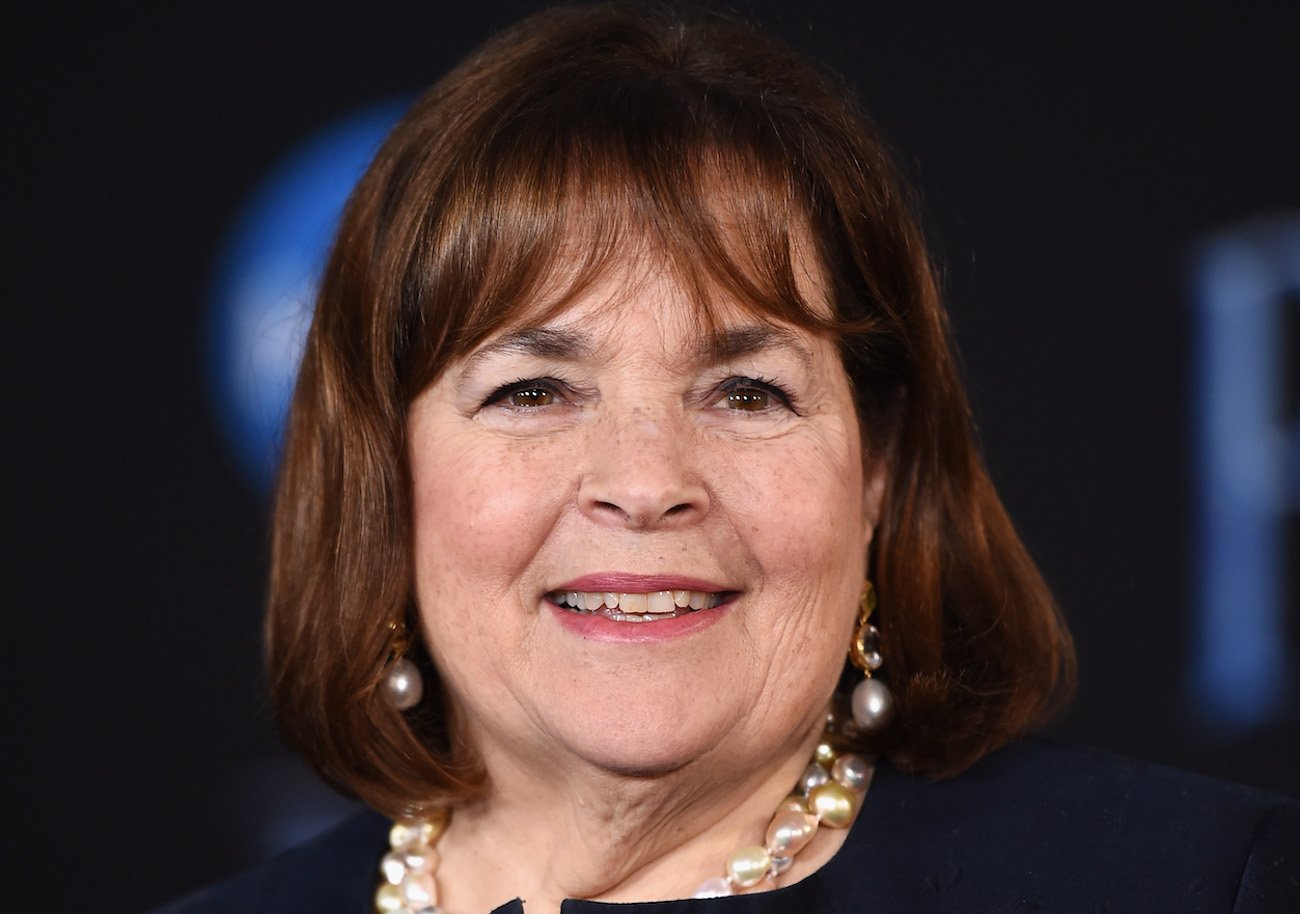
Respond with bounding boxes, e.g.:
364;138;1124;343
432;719;842;914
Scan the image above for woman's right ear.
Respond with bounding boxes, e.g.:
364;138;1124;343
860;448;889;540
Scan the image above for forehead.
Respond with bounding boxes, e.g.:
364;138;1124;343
470;247;832;371
399;178;849;402
484;227;835;343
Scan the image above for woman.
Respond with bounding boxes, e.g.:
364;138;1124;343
160;4;1297;912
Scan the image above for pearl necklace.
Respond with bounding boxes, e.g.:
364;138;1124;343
372;731;874;913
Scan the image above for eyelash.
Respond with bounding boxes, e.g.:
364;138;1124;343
480;375;799;414
481;377;569;410
718;376;799;413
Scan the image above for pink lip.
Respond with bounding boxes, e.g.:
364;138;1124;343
551;572;731;593
545;573;738;644
547;601;728;644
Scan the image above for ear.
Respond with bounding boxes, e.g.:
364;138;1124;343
861;448;889;546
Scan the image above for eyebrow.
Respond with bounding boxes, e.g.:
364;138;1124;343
461;326;596;372
462;322;814;371
695;324;816;373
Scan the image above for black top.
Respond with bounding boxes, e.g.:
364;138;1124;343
152;740;1299;913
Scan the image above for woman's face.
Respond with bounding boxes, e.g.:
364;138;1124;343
407;253;884;783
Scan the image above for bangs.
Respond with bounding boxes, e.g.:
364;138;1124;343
393;70;882;401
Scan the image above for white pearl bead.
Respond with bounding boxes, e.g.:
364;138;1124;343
799;762;830;793
384;658;424;711
851;677;893;730
401;846;438;874
832;753;873;791
693;876;732;897
765;807;818;856
380;850;408;885
400;871;437;907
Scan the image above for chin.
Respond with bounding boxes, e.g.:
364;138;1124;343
551;708;724;779
583;753;693;780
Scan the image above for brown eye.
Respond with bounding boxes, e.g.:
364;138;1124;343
725;388;770;411
508;387;555;408
716;376;797;415
481;377;568;411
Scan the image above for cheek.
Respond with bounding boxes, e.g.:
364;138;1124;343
409;431;571;607
714;427;868;572
408;431;575;711
717;428;869;681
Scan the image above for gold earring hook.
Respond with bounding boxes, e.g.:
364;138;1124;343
388;620;412;659
849;582;881;675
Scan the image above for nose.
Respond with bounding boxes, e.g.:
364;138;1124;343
577;407;710;529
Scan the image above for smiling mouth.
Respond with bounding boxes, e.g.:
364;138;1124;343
547;589;728;623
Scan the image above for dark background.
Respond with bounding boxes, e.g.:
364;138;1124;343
12;3;1299;912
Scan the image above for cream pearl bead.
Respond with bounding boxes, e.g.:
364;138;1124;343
814;741;837;767
389;819;434;851
780;793;810;814
375;882;405;912
808;780;857;828
726;845;772;888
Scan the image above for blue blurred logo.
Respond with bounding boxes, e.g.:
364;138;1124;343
207;101;408;489
1188;212;1300;731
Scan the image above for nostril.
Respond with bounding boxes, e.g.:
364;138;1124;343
578;473;710;529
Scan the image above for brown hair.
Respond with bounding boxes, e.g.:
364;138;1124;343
267;2;1075;817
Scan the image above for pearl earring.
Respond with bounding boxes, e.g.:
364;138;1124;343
848;581;894;731
382;621;424;712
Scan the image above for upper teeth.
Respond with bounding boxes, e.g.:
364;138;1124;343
553;590;720;612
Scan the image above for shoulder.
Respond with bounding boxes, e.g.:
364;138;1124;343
147;809;389;914
845;739;1299;912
